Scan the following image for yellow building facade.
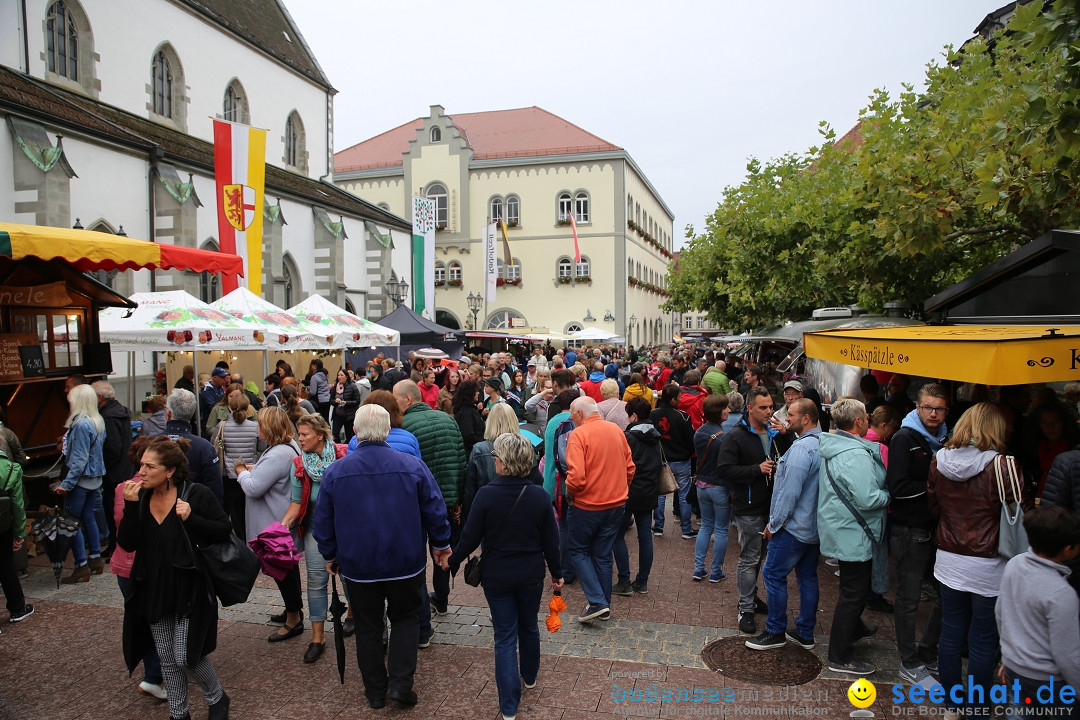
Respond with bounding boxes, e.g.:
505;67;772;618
334;105;675;346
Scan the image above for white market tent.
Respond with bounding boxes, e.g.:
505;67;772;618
210;287;335;350
288;294;400;348
99;290;267;351
569;326;620;341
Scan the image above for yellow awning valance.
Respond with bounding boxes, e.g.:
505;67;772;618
803;325;1080;385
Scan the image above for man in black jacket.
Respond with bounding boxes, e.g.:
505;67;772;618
92;381;132;557
155;389;223;505
1041;447;1080;592
717;386;792;635
886;383;948;683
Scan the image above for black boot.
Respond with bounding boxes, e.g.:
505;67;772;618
208;692;229;720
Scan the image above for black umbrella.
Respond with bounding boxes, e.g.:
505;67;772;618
329;575;347;684
31;508;80;588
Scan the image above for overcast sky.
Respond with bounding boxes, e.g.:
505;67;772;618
288;1;995;247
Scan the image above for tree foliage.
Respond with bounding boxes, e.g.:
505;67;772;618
668;0;1080;332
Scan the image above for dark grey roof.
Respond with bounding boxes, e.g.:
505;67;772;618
177;0;333;90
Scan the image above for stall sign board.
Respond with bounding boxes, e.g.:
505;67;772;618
0;334;43;382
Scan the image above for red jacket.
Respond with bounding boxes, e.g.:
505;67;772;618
652;367;672;391
677;385;710;430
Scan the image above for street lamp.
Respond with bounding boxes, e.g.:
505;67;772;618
386;276;409;308
466;291;483;330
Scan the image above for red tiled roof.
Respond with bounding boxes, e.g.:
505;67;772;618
334;106;621;173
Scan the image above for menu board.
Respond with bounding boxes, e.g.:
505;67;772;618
0;334;44;382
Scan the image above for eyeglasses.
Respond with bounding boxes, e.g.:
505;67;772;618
917;405;948;415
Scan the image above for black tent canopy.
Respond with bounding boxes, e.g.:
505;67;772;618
347;305;464;366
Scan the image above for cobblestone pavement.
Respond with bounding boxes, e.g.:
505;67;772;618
0;510;925;719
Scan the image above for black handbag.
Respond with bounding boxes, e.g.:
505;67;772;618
462;485;527;588
180;482;260;607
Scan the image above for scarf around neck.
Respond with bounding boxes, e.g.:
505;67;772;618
303;440;337;482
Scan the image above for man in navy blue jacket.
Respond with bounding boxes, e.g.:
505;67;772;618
156;389;223;505
313;404;451;710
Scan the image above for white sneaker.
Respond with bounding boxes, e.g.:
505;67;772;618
138;681;167;700
825;557;839;567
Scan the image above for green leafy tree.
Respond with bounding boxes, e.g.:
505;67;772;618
669;0;1080;331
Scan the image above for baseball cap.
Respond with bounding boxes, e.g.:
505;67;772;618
211;368;230;379
783;379;803;392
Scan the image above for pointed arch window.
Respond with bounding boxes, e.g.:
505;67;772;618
285;111;307;171
223;80;249;123
46;2;78;80
152;51;172;118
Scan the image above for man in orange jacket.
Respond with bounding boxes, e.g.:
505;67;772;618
565;396;636;623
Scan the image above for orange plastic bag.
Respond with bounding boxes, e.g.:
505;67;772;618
546;589;567;632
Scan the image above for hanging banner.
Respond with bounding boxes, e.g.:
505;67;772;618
411;196;436;318
483;222;497;306
214;119;266;295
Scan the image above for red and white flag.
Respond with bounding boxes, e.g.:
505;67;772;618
213;119;266;294
568;213;581;263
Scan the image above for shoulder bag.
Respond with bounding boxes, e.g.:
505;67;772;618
995;454;1028;559
463;485;528;587
823;456;880;545
213;422;228;476
179;482;261;606
657;445;679;495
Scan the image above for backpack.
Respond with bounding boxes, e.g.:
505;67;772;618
552;419;575;519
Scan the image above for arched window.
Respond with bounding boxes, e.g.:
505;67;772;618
285;111;306;171
486;309;528;330
636;203;641;226
223;79;249;123
576;256;590;278
505;196;520;226
564;322;583;334
345;299;356;315
627;195;633;220
557;257;573;279
557;192;572;222
427;183;448;227
46;2;78;80
282;254;300;309
150;44;186;129
627;259;633;276
198;240;220;303
448;260;462;281
574;192;590;223
430;126;441;142
490;196;503;223
507;257;521;281
377;202;390;211
434;260;446;284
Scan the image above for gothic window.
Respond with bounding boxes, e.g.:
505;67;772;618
46;2;78;80
285;111;307;171
223;80;249;123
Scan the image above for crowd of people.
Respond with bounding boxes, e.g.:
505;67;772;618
3;343;1080;720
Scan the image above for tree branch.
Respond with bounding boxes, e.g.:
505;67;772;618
945;224;1032;243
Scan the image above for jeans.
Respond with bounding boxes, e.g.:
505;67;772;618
431;513;461;604
65;484;102;567
733;514;767;613
761;529;819;638
302;530;329;622
694;484;730;577
653;494;666;531
938;583;998;712
558;517;576;582
828;559;872;664
871;537;889;596
346;572;424;703
890;524;942;666
485;581;543;717
117;576;163;684
669;460;693;534
567;505;623;608
613;507;653;584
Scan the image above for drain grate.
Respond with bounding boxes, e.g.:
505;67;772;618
701;637;822;685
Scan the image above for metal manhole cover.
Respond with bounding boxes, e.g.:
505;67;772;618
701;637;822;685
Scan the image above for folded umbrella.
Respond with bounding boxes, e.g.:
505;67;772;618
546;589;567;633
31;507;80;588
330;575;347;684
247;522;300;581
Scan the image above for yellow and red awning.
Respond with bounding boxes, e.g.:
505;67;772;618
0;222;244;276
804;325;1080;385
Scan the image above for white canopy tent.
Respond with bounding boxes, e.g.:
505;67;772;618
288;294;400;348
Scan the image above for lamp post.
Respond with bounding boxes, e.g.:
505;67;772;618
466;291;482;330
386;276;409;308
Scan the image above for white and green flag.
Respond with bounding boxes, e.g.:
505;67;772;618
411;196;436;318
483;222;498;306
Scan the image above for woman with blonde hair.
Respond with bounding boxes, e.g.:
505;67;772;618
597;379;630;430
55;383;107;583
928;402;1022;712
237;406;303;648
622;372;655;409
282;412;348;664
220;390;264;539
463;403;524;518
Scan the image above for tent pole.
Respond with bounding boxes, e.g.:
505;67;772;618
192;352;201;431
128;351;135;415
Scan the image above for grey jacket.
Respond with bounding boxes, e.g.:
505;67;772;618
237;441;301;543
221;417;265;479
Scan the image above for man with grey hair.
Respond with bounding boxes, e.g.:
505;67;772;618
159;389;223;504
817;397;889;676
313;404;451;710
92;380;132;557
703;360;732;397
565;396;636;622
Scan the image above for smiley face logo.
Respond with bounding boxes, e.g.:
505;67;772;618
848;679;876;709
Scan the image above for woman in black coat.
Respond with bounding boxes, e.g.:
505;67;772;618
614;397;663;595
453;379;486;457
119;436;233;720
328;368;361;441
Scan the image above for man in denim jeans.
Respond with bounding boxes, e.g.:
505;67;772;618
717;386;792;635
886;383;948;683
746;399;821;651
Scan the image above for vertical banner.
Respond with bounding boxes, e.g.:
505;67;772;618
411;196;435;318
213;119;266;294
483;222;497;306
568;212;581;263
